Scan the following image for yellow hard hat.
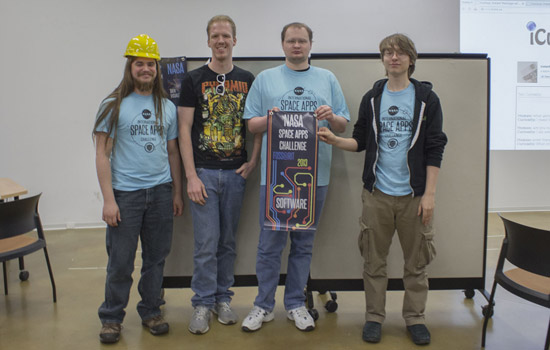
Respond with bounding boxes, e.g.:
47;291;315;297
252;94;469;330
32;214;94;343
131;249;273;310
124;34;160;61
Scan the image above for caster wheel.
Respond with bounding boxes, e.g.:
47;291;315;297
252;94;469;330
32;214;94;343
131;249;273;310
464;289;475;299
325;300;338;313
318;290;327;295
19;271;29;281
308;308;319;321
482;305;494;318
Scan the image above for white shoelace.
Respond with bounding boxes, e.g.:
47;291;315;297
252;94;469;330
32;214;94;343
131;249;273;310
250;306;266;318
218;302;232;312
293;307;310;319
194;307;209;320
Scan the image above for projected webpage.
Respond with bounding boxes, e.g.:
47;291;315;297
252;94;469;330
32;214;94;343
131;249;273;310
461;0;550;150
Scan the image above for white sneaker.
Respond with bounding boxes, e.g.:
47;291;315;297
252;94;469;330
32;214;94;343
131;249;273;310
287;306;315;331
241;306;274;332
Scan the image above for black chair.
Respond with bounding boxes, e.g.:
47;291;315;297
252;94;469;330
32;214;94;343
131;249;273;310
0;193;56;302
482;214;550;349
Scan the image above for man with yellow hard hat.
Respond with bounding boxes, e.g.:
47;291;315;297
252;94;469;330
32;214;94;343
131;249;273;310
93;34;183;344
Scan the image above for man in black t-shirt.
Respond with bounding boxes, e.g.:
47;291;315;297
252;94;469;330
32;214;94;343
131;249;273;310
178;15;261;335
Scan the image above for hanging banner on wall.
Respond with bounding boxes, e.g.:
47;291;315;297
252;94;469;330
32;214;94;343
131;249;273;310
159;56;187;106
264;110;318;232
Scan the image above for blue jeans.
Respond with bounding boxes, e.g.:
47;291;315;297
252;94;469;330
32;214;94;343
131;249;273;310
254;185;327;311
190;168;246;308
98;182;173;324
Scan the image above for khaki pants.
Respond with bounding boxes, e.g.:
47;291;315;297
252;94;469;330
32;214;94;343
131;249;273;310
358;188;436;326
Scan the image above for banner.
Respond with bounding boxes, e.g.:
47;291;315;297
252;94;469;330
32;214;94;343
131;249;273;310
159;56;187;106
264;110;318;232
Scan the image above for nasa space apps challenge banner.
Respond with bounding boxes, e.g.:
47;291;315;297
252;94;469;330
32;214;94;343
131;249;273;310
159;57;187;106
264;110;318;232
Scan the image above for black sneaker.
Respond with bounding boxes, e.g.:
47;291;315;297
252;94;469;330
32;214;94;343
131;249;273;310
99;322;122;343
407;324;431;345
362;321;382;343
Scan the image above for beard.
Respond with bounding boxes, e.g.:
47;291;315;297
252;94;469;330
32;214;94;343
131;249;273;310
134;79;154;93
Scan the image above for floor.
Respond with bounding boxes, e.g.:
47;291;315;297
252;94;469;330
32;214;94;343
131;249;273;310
0;212;548;350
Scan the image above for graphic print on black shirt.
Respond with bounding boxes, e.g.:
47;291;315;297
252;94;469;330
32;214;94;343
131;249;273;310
179;65;254;169
198;81;247;159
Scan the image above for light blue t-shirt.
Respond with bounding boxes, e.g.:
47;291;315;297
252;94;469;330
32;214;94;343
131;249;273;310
376;82;415;196
243;64;350;186
96;93;178;191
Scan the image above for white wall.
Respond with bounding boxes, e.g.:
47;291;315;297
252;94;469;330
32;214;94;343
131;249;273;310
0;0;544;228
488;151;550;212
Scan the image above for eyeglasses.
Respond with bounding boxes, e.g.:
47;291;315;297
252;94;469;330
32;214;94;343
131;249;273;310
216;74;225;95
383;50;408;58
284;38;309;46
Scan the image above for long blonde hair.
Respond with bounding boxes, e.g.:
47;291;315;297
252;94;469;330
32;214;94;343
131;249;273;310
93;56;168;149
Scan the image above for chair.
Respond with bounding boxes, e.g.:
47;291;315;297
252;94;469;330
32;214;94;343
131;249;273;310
482;214;550;349
0;193;56;302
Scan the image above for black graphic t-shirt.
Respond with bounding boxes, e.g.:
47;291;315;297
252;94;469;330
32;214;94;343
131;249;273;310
179;65;254;169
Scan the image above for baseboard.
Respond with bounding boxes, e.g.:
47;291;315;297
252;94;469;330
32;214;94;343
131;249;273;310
488;207;550;213
43;222;105;231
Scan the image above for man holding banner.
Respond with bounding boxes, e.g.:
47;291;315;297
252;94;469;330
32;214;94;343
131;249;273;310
241;22;349;332
319;34;447;345
178;15;260;334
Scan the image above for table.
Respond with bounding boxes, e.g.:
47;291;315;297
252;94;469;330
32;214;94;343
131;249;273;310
0;178;30;285
0;178;28;200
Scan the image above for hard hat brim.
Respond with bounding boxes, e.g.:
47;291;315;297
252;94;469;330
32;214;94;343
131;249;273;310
124;52;161;61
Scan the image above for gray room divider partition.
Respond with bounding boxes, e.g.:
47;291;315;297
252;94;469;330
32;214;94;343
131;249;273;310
164;54;489;298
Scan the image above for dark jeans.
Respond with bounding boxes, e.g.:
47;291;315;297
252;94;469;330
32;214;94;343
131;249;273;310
98;182;173;324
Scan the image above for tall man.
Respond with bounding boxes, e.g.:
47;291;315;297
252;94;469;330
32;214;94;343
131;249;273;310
93;34;183;344
241;22;349;333
319;33;447;345
178;15;260;334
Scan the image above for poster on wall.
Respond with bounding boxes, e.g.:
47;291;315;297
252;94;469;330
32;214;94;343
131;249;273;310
264;110;318;232
159;56;187;106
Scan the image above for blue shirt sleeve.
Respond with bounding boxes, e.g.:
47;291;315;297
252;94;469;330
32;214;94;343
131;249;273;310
329;73;350;121
243;73;264;120
165;100;178;140
95;98;115;137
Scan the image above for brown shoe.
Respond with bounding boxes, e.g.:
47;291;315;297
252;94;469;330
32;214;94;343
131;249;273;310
142;315;169;335
99;323;121;344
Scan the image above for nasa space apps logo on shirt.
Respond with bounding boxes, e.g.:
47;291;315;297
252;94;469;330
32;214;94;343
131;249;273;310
129;109;164;153
279;87;319;112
